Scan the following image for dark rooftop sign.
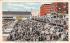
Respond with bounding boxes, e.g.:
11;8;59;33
3;11;31;15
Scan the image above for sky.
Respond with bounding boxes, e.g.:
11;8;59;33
3;2;41;11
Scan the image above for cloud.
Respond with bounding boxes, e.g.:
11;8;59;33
3;2;40;11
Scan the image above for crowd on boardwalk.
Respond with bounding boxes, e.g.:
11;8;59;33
3;14;68;41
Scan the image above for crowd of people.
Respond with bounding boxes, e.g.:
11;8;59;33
2;19;15;34
5;14;68;41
